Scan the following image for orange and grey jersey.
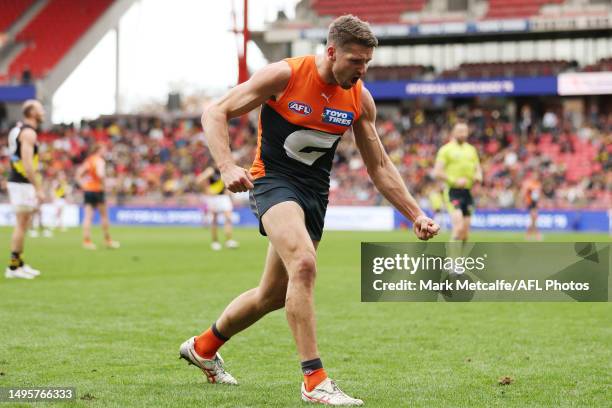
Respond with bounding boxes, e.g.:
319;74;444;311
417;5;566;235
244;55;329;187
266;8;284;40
8;123;39;184
250;55;363;193
81;155;104;193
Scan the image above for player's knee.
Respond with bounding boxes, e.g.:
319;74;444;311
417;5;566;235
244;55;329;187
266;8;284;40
289;252;317;285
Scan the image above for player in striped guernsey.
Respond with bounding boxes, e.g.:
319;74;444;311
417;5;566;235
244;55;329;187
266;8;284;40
180;15;439;405
5;100;45;279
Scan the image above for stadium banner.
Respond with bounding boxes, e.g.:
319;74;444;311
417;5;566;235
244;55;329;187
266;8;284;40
361;242;610;302
366;77;558;99
395;209;610;232
0;205;607;233
84;206;396;231
558;72;612;96
81;206;247;226
301;19;530;40
0;85;36;102
0;204;79;227
324;206;395;231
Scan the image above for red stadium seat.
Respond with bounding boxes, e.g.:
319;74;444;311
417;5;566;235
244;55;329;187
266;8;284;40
0;0;35;33
486;0;564;19
311;0;426;23
7;0;114;79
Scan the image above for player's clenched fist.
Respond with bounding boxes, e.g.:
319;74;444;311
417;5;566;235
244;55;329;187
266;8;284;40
220;164;254;193
413;215;440;241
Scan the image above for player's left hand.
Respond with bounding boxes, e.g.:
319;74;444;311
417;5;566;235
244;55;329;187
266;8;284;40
413;215;440;241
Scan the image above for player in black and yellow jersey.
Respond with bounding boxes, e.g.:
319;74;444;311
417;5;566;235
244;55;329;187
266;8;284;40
51;170;71;232
5;100;46;279
196;166;239;251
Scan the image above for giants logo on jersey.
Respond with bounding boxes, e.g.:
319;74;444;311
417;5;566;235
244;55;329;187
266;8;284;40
288;101;312;115
321;107;354;127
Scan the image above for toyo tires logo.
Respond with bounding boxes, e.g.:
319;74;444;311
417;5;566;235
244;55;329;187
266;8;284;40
288;101;312;115
321;107;354;126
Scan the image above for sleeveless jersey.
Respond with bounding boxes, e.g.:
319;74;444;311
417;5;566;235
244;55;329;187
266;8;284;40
81;155;104;193
54;181;68;199
8;123;39;184
523;179;541;205
250;55;363;192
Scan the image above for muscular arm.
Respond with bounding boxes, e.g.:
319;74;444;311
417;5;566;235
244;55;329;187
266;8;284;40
353;87;439;239
433;159;448;183
75;164;86;187
474;159;483;184
95;157;106;189
19;129;41;190
202;61;291;192
96;158;105;181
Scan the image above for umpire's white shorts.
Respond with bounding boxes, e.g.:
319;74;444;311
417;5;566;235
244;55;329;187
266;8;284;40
7;182;37;212
205;195;233;213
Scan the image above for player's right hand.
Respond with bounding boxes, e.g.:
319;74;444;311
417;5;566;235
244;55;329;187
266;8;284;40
220;164;254;193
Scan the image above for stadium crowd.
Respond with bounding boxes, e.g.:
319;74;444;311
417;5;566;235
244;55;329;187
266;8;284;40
333;105;611;210
0;105;610;210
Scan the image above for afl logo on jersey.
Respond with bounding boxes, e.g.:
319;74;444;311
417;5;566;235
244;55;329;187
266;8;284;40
288;101;312;116
321;107;354;127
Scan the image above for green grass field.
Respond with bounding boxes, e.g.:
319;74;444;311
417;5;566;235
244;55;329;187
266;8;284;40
0;226;610;407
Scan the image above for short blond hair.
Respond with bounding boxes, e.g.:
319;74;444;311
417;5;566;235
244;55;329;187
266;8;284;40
327;15;378;49
22;99;41;118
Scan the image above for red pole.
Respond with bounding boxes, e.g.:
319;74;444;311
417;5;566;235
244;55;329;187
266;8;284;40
243;0;249;67
237;0;250;129
238;0;249;84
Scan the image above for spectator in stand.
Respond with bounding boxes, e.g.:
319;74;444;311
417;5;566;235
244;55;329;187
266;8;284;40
0;108;608;211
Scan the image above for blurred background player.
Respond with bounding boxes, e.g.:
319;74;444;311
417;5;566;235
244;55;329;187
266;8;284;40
521;170;543;240
434;121;482;243
196;166;239;251
76;144;119;250
28;174;53;238
51;170;71;232
426;182;447;230
5;100;45;279
28;210;52;238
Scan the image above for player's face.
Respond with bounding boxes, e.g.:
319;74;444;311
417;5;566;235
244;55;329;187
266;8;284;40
26;102;45;125
453;124;469;143
329;43;373;90
33;103;45;125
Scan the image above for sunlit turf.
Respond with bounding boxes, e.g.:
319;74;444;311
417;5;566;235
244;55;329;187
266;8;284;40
0;227;609;407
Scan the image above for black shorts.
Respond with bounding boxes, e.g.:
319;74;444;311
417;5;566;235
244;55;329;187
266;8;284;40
528;201;538;210
448;188;474;216
84;191;105;207
249;173;328;241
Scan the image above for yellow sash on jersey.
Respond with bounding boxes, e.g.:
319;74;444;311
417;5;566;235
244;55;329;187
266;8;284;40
54;183;66;198
208;178;225;195
12;154;39;177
